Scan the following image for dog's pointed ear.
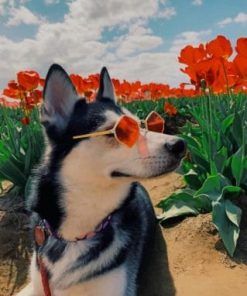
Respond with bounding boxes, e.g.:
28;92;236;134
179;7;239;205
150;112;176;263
41;64;79;130
96;67;116;102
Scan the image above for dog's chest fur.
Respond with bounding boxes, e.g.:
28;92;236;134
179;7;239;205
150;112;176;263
52;265;127;296
30;181;154;296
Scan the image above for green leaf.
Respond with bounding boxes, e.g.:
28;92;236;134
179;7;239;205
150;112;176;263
158;203;199;221
222;185;242;200
0;141;11;161
195;174;229;202
0;159;27;187
190;146;210;172
214;146;228;173
157;190;211;222
184;169;203;190
222;114;234;134
181;134;201;150
225;199;242;227
179;159;194;174
24;143;32;175
231;113;243;147
157;191;195;209
212;200;241;256
240;158;247;189
231;147;245;185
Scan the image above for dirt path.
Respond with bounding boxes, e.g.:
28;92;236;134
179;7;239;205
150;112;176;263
141;173;247;296
0;173;247;295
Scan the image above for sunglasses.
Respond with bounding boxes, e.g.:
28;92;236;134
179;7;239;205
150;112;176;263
72;111;165;148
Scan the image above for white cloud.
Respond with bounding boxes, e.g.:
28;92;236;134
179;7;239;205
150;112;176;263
192;0;203;6
109;52;184;85
235;12;247;23
218;17;232;27
110;22;163;57
218;12;247;27
6;5;44;26
19;0;31;3
0;0;183;90
66;0;161;28
0;0;8;15
0;0;30;16
170;30;211;53
158;7;176;19
116;34;163;56
44;0;60;5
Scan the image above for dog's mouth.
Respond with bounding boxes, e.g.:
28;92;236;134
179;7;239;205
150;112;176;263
111;157;182;179
111;171;132;178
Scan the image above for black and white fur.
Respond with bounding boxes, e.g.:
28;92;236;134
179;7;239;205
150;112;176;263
17;64;186;296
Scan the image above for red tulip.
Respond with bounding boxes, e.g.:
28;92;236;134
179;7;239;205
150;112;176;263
17;70;40;91
206;35;232;60
164;102;177;116
178;44;206;65
235;37;247;58
21;116;30;125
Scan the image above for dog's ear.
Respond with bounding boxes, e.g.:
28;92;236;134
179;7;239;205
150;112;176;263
41;64;79;130
96;67;116;102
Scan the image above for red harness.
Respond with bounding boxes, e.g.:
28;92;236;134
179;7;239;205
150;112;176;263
34;215;112;296
35;226;52;296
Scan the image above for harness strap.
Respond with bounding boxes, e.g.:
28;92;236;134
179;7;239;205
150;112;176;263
38;255;52;296
35;226;52;296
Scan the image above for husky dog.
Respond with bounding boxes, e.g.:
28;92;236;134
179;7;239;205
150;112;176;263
17;64;186;296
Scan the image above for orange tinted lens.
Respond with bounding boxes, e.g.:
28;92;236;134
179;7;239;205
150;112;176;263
115;116;139;147
146;112;164;133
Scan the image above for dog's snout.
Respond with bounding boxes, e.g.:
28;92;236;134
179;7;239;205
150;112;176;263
165;139;186;156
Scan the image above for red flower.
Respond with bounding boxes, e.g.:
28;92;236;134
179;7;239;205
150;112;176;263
32;89;43;103
17;70;40;91
3;87;19;98
235;37;247;58
70;74;85;95
206;35;232;60
178;44;206;65
112;78;120;90
39;78;45;87
87;74;100;88
8;80;18;89
233;55;247;80
164;102;177;116
21;116;30;125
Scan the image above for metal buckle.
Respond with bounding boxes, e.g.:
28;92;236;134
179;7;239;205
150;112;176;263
35;225;46;247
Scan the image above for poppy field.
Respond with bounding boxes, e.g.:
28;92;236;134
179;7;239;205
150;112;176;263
0;35;247;256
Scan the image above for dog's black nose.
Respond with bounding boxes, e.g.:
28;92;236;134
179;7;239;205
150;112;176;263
165;139;186;156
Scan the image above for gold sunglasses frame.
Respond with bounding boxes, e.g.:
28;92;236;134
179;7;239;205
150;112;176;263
72;111;164;145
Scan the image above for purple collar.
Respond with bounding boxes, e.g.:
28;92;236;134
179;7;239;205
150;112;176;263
38;214;112;242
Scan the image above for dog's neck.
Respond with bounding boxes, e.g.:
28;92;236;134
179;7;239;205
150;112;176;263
59;181;130;240
43;136;134;241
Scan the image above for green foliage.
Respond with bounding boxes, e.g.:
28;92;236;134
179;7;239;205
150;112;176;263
158;94;247;256
0;107;44;196
1;93;247;256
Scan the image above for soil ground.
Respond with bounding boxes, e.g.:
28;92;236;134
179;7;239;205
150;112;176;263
0;173;247;296
141;174;247;296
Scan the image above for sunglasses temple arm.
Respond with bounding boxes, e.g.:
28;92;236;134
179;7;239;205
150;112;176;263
73;130;113;139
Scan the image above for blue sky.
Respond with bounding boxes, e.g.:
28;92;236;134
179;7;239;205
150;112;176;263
0;0;246;90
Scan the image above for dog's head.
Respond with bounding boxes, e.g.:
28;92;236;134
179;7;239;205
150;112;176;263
42;64;186;186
